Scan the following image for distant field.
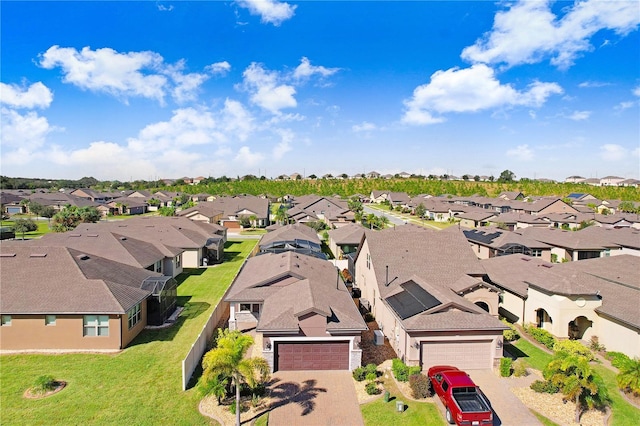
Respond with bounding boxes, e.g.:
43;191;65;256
0;238;257;425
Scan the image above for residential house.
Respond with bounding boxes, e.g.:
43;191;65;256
354;225;506;370
225;251;367;372
565;176;586;183
366;171;381;179
482;254;640;358
177;202;225;226
516;227;620;261
0;245;177;351
258;223;325;259
600;176;625;186
463;227;553;262
486;212;549;230
327;223;365;260
456;209;497;228
497;191;525;201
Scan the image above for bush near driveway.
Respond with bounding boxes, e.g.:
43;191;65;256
0;239;257;425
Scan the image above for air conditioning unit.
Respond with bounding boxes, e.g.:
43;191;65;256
373;330;384;346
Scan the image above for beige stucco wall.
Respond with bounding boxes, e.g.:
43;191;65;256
597;315;640;358
459;218;476;229
0;315;123;351
525;287;600;339
182;248;202;268
500;290;526;324
462;287;499;316
121;301;148;348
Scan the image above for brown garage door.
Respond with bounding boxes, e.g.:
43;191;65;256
421;340;492;370
276;341;349;371
222;220;241;229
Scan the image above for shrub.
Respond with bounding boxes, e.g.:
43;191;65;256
513;359;528;377
365;363;378;376
500;358;513;377
365;372;377;382
526;326;556;349
408;366;422;377
589;336;606;352
33;375;57;394
392;358;410;382
606;351;631;369
530;380;559;394
409;373;432;398
363;312;375;322
365;381;381;395
553;339;594;361
501;319;520;342
229;400;248;415
352;367;367;382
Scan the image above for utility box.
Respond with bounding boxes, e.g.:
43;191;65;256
396;401;404;412
373;330;384;346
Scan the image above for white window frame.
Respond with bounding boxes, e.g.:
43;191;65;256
127;303;142;329
1;315;11;326
83;315;109;337
175;254;182;268
45;315;56;326
531;249;543;257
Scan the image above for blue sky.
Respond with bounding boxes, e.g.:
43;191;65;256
1;0;639;181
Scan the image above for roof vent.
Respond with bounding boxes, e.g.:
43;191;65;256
521;257;531;262
30;253;47;258
0;253;16;258
120;237;127;241
541;264;553;268
87;234;98;237
69;234;81;237
77;254;90;260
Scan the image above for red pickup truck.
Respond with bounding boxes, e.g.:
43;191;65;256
427;365;493;426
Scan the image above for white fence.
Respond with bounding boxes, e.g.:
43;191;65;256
181;258;251;390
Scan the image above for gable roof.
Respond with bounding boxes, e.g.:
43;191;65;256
327;223;365;245
225;252;366;333
0;246;153;315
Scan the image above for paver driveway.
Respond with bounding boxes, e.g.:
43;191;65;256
466;369;541;426
267;370;364;426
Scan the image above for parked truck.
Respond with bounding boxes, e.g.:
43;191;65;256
427;365;493;426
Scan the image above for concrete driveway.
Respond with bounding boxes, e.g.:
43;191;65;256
466;369;541;426
267;370;364;426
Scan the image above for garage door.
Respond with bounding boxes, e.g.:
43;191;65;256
276;341;349;371
421;340;492;370
222;220;241;229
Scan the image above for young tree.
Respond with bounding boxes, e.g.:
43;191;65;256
202;329;270;426
543;352;610;423
249;214;258;230
13;218;38;239
415;203;426;219
616;357;640;396
51;206;101;232
498;170;516;182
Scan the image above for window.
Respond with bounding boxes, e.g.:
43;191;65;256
45;315;56;326
83;315;109;336
239;303;251;312
531;249;542;257
604;249;610;257
442;381;449;392
127;303;142;329
366;253;371;269
154;260;162;273
1;315;11;326
175;254;182;268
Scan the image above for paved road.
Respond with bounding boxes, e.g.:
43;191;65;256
363;205;406;227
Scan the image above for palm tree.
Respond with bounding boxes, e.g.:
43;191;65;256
616;357;640;396
544;352;610;423
202;329;270;426
274;206;288;225
249;214;258;230
378;215;390;229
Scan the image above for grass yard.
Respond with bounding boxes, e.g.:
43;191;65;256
511;338;640;426
1;218;52;239
0;239;257;426
361;396;444;426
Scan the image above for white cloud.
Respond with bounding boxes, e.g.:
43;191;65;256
241;62;296;114
272;128;294;159
506;144;534;161
234;146;264;167
0;82;53;109
220;99;255;141
616;101;635;110
39;45;168;103
567;110;591;121
0;108;56;150
206;61;231;75
39;45;213;104
293;57;340;82
600;144;628;161
237;0;296;26
634;86;640;97
578;81;610;88
352;121;377;132
402;64;562;125
461;0;640;69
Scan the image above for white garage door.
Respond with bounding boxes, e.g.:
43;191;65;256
421;340;492;370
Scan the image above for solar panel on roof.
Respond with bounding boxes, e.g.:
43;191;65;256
386;281;441;320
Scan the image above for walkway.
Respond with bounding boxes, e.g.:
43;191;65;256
267;370;364;426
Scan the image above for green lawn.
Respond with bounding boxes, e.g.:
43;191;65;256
531;410;561;426
0;239;257;426
1;218;52;239
361;396;444;426
511;338;640;426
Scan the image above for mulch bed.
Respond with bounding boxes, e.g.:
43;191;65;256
360;320;396;366
23;381;66;399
